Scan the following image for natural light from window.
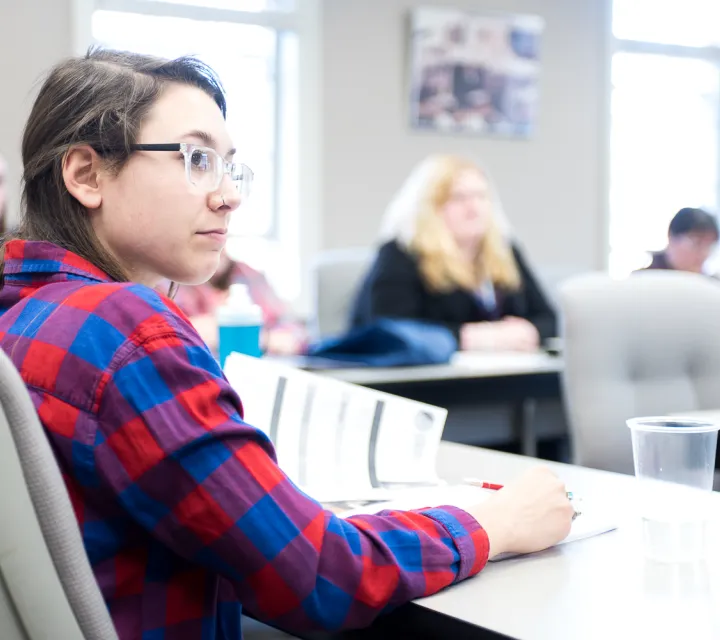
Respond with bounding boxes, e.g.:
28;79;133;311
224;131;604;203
613;0;720;48
142;0;295;12
609;1;720;278
609;53;719;276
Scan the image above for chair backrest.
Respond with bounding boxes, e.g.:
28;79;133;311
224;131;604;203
534;264;589;307
309;247;374;339
559;271;720;474
0;349;118;640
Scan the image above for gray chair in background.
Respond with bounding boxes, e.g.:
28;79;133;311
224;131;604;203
558;271;720;474
0;349;118;640
309;247;374;339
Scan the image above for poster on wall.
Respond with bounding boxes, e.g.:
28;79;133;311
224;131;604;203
409;7;544;137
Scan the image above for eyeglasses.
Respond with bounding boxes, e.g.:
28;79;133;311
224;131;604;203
127;143;253;197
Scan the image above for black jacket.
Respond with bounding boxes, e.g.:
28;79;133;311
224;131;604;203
350;240;557;342
642;251;673;271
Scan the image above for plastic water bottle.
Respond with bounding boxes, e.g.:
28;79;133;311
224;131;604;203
217;283;263;367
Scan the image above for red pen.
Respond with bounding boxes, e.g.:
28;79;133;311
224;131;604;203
465;478;575;502
464;478;503;490
478;481;504;490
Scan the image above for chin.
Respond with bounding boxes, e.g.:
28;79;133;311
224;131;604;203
171;256;221;286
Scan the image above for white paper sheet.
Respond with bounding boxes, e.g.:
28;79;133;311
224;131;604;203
224;353;448;498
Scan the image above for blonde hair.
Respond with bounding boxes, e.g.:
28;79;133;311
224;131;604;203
379;155;521;293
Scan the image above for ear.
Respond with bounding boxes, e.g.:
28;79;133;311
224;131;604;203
62;145;104;210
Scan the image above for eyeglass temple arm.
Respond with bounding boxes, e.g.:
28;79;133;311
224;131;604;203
129;144;182;151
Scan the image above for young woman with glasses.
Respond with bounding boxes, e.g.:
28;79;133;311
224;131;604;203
0;49;573;639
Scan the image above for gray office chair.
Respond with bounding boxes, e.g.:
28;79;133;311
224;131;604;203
559;271;720;474
309;247;374;339
0;348;118;640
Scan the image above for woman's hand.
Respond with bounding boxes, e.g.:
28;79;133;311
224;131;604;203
460;318;540;352
467;467;575;559
497;316;540;351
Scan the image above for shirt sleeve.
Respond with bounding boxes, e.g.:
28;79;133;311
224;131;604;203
95;320;489;632
364;244;465;340
509;244;558;342
364;243;427;321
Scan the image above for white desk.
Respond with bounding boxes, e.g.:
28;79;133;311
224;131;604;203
298;442;720;640
320;351;562;386
393;443;720;640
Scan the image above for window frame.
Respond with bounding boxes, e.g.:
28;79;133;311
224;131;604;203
96;0;302;32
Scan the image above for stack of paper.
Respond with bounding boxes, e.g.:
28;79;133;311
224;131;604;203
224;353;448;500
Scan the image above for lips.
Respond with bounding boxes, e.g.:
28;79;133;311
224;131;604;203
196;229;228;246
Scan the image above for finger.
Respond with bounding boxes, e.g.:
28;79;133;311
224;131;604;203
532;465;555;476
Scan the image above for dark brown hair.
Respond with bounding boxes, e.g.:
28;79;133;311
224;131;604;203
669;207;719;240
3;48;226;286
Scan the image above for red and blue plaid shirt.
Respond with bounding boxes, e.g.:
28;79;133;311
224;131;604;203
0;240;489;639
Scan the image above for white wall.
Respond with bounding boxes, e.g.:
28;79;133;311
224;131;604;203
0;0;75;225
321;0;611;270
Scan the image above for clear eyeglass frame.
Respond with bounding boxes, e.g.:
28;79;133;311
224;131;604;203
127;142;254;197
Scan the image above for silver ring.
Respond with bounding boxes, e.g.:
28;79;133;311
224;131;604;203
568;492;581;521
221;195;226;206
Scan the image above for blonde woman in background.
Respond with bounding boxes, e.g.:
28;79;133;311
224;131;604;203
351;155;556;351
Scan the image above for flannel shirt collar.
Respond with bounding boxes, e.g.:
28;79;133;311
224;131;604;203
3;239;113;284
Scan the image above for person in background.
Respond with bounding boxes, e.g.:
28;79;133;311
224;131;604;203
0;153;8;233
637;207;719;275
351;155;556;352
173;249;307;355
0;50;573;639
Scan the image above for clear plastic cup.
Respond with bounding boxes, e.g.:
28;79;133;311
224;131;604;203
627;416;719;563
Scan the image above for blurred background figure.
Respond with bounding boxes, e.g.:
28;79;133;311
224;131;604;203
350;155;556;352
637;207;719;275
174;250;308;356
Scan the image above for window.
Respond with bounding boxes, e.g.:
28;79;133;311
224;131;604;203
613;0;720;48
150;0;295;11
91;0;312;301
609;1;720;277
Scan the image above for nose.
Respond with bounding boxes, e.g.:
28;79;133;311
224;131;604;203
465;197;483;216
209;175;243;213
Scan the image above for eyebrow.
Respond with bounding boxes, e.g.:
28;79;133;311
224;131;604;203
180;129;237;159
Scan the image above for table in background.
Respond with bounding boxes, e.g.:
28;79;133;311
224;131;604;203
314;442;720;640
318;352;565;458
